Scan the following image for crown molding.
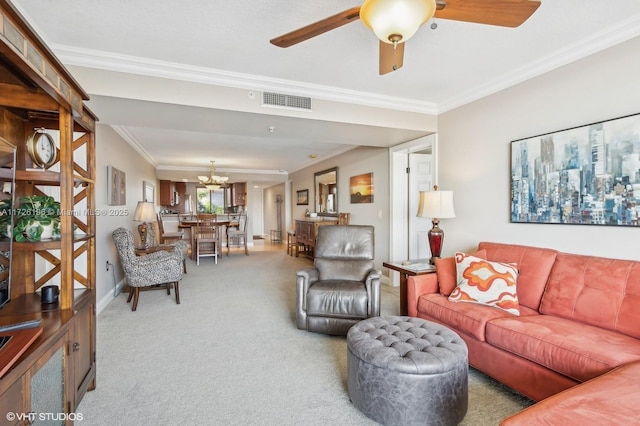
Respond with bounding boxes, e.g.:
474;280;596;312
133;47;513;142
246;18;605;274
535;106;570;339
438;14;640;113
110;125;157;167
157;165;288;175
52;44;439;115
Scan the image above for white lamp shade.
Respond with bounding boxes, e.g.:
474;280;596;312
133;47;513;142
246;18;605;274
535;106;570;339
360;0;436;44
416;190;455;219
133;201;156;223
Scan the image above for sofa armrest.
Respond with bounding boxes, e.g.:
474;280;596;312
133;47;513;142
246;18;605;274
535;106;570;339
407;274;439;317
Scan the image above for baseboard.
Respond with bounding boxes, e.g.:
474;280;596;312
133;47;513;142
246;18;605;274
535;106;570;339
96;278;126;315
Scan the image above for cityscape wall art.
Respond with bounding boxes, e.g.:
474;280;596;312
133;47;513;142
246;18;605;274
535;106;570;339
510;112;640;226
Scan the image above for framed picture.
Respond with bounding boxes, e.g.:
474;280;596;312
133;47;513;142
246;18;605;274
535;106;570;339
297;189;309;205
143;181;155;203
510;112;640;226
350;172;374;203
107;166;126;205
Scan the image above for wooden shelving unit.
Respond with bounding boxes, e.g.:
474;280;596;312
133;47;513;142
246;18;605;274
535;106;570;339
0;0;97;420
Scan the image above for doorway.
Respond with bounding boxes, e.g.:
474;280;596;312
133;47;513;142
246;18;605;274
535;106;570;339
388;134;437;286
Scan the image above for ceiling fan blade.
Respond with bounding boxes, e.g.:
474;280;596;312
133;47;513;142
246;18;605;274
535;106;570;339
379;41;405;75
435;0;541;28
270;7;361;48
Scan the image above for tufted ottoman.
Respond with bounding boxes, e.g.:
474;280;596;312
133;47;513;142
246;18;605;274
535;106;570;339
347;316;468;426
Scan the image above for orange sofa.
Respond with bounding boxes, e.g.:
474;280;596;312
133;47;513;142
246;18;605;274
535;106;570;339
407;242;640;419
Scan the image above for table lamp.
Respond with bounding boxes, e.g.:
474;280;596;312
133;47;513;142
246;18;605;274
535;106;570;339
416;185;455;264
133;201;156;249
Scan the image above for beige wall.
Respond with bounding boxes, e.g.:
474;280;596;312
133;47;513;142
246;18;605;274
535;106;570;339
264;183;285;239
289;146;390;271
437;35;640;260
95;124;158;310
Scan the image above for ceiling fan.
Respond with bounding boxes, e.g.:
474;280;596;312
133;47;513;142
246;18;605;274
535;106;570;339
270;0;541;75
198;161;229;190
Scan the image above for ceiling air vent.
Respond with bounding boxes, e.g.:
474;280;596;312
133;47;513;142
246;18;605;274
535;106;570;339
262;92;312;111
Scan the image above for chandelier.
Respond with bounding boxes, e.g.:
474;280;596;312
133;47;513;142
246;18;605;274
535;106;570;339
198;161;229;191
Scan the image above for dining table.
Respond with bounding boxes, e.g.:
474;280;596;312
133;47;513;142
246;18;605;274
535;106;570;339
178;217;235;260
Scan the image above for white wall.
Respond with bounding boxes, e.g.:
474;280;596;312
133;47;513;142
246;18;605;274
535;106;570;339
289;146;390;271
95;124;158;311
437;35;640;260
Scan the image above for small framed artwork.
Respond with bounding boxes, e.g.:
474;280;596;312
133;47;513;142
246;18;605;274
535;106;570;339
297;189;309;205
350;172;374;203
143;181;155;203
107;166;126;205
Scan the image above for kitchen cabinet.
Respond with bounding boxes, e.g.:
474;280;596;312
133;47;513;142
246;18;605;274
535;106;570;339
159;180;175;206
230;182;247;206
160;181;187;208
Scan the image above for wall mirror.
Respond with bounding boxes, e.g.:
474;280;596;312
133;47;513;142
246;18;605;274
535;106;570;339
314;167;338;216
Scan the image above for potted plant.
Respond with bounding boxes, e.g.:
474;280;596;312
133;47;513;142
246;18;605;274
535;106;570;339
13;195;60;242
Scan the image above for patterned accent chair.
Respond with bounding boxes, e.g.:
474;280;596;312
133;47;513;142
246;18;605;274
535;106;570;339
296;225;381;335
112;227;184;311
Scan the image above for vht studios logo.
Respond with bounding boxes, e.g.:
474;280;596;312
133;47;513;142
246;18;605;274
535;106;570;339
6;412;83;422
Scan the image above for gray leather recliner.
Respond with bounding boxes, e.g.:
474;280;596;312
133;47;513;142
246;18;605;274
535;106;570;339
296;225;381;335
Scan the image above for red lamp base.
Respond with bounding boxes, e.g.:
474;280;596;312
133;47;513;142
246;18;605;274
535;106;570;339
428;219;444;264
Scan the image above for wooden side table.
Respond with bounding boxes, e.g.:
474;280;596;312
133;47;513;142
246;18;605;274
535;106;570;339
383;260;436;316
135;245;174;256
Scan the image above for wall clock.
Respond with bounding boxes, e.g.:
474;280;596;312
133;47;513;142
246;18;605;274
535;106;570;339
26;128;58;169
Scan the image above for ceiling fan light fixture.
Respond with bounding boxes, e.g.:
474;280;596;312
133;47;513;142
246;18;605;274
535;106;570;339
360;0;436;44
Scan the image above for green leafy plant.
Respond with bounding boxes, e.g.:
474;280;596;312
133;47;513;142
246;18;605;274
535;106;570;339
13;195;60;242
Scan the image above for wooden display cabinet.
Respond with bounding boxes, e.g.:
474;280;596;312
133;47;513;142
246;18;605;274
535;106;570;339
0;1;97;420
295;218;338;258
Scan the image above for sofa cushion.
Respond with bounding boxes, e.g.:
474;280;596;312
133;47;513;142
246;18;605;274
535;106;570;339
435;250;487;296
540;253;640;339
448;254;520;315
478;242;557;311
417;293;516;341
486;315;640;382
501;360;640;426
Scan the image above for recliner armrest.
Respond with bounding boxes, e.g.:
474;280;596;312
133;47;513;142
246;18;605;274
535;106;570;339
296;268;319;311
365;269;382;281
365;269;382;317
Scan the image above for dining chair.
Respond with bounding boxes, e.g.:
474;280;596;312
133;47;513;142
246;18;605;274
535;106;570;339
147;223;188;273
194;213;219;265
338;212;351;225
226;213;248;256
157;213;184;244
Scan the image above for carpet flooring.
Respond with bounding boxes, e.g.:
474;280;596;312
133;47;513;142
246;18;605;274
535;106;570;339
78;249;532;425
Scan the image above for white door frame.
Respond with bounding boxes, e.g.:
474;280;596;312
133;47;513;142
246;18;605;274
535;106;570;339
388;134;438;286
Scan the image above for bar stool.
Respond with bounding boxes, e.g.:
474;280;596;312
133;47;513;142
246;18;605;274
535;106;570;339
287;229;297;256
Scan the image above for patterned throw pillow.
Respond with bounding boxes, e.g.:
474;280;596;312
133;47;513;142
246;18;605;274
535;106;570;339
436;250;487;296
448;252;520;315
